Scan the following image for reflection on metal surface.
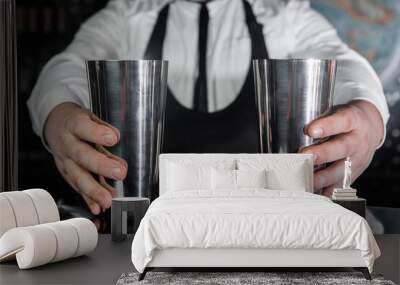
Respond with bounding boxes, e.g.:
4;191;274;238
253;59;336;153
0;0;18;192
87;60;168;199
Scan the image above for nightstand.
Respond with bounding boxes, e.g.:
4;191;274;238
111;197;150;242
332;198;366;218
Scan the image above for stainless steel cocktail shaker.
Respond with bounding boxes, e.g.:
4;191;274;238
86;60;168;199
253;59;337;153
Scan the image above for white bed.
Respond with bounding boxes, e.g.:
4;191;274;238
131;154;380;280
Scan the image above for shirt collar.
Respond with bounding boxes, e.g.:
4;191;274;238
176;0;233;19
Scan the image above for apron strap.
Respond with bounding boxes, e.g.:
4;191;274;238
144;0;268;60
242;0;269;59
143;4;170;60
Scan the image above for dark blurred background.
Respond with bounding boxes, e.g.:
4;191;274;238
17;0;110;221
17;0;400;232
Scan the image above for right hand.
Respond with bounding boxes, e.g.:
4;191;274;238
44;102;127;215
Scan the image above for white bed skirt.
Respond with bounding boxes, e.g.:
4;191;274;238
148;248;366;268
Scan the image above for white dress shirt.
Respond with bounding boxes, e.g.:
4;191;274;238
28;0;389;146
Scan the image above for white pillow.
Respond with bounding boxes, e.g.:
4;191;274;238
166;159;235;192
166;162;211;191
211;169;268;190
211;169;236;189
237;156;312;192
236;169;268;189
266;168;308;191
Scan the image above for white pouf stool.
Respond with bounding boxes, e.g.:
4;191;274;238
0;218;98;269
0;189;98;269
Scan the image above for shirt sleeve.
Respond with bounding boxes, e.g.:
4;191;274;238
285;0;390;148
27;0;128;144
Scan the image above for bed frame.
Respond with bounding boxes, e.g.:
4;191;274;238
139;248;371;280
139;154;372;280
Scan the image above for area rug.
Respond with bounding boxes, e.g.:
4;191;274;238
116;272;396;285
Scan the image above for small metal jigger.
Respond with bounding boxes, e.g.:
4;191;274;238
111;197;150;242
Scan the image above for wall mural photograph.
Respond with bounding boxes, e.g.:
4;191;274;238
7;0;400;234
1;0;400;284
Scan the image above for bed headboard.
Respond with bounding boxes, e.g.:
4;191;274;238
159;154;314;195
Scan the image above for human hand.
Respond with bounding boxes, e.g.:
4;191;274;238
44;102;127;214
299;100;384;197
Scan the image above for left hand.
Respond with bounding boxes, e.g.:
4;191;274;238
299;100;384;197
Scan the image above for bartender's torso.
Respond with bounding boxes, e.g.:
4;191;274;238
28;0;389;146
118;0;290;152
143;0;269;153
119;0;291;112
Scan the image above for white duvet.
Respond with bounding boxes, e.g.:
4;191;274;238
131;190;380;273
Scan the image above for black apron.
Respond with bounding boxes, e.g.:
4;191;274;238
144;0;269;153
